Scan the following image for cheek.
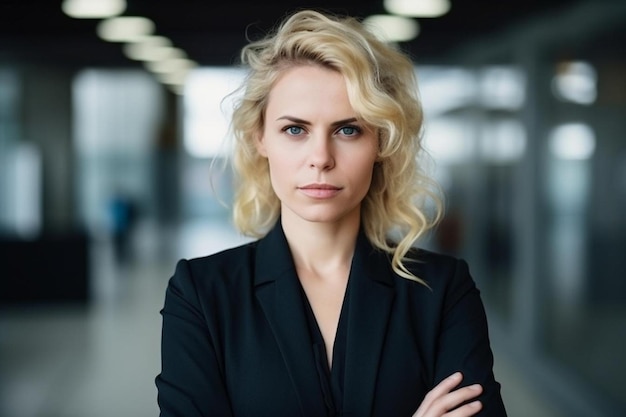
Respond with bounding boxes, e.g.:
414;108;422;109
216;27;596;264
357;150;378;177
265;153;293;190
266;149;290;171
359;157;378;191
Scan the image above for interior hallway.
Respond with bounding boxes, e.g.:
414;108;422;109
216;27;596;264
0;217;563;417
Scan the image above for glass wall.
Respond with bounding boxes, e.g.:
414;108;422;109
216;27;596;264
540;56;626;412
418;8;626;414
418;65;525;322
0;69;42;238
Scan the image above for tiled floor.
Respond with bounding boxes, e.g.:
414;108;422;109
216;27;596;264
0;219;563;417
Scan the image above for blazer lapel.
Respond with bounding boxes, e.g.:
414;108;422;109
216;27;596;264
343;231;395;416
254;223;327;417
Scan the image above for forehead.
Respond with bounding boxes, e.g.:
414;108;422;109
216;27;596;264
265;65;355;116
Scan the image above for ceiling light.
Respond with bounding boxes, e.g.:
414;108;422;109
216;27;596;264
384;0;451;18
146;58;197;75
62;0;126;19
157;70;191;86
97;16;155;42
363;15;419;42
123;36;179;61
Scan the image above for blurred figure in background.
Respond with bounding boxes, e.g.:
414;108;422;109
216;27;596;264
108;189;139;264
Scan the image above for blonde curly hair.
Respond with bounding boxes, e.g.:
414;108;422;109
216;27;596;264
229;9;443;283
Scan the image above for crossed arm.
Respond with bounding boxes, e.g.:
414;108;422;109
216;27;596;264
413;372;483;417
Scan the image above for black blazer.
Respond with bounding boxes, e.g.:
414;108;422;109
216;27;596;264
156;222;507;417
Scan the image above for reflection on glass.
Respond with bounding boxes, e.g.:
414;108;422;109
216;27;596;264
183;68;246;158
552;61;597;105
544;119;626;410
480;119;526;163
479;66;526;110
549;123;596;160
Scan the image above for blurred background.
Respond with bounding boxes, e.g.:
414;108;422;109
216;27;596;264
1;1;625;416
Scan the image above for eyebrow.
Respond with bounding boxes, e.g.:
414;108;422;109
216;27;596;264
276;115;359;128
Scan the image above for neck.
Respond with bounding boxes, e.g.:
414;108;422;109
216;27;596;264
280;212;360;278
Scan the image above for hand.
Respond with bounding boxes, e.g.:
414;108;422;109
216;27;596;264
412;372;483;417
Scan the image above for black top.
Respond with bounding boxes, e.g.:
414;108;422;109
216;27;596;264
300;278;351;416
156;221;508;416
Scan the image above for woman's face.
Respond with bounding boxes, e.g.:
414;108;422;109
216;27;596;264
257;64;378;227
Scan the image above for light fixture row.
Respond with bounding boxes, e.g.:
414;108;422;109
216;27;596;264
62;0;196;94
62;0;452;89
364;0;451;43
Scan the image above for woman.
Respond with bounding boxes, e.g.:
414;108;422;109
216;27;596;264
156;9;507;417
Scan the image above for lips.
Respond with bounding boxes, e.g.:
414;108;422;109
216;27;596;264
298;183;342;198
299;183;340;190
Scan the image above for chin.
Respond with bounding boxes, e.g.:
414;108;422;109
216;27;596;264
291;206;360;225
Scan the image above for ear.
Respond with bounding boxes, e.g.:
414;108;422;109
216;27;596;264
255;133;268;157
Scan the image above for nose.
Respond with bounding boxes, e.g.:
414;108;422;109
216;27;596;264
307;135;335;171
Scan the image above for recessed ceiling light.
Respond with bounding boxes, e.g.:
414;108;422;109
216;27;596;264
363;15;419;42
384;0;451;18
97;17;155;42
123;36;177;61
62;0;126;19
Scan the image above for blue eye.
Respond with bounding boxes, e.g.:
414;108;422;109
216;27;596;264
284;126;304;135
338;126;360;136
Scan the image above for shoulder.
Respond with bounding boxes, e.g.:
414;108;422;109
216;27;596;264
400;248;477;298
185;240;259;275
406;248;462;272
168;240;260;295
